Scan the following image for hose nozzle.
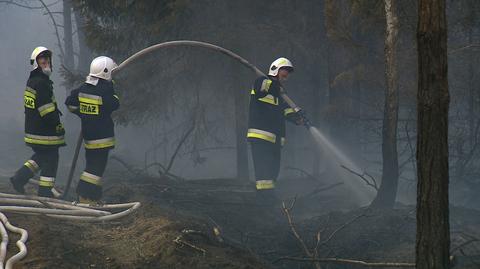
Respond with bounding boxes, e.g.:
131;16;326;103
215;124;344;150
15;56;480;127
296;109;312;129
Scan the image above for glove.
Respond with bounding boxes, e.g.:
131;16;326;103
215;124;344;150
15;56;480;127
295;110;311;127
294;114;305;126
56;123;65;135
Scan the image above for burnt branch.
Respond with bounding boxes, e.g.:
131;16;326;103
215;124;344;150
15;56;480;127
173;229;207;256
163;123;195;176
273;256;415;267
340;165;379;191
281;197;321;269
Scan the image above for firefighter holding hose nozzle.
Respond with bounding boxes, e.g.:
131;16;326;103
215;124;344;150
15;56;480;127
247;57;308;206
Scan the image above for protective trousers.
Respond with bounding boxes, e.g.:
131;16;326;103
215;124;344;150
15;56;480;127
76;149;109;201
250;139;281;204
11;147;59;197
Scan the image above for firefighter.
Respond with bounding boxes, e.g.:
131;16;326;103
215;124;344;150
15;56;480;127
247;57;304;205
65;56;119;204
10;46;65;197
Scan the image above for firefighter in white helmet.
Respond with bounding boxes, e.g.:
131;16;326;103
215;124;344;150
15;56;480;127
65;56;120;204
10;46;65;197
247;57;305;205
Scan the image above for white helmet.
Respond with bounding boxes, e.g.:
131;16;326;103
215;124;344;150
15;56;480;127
89;56;117;81
30;46;52;70
268;57;294;76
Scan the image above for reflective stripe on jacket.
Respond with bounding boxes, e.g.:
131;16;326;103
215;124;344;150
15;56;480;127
24;69;65;148
65;79;119;150
247;76;289;145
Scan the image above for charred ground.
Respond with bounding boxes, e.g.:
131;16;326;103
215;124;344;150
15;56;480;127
0;164;479;269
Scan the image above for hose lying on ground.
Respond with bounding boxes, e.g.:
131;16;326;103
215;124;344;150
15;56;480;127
0;192;141;222
0;212;28;269
0;191;141;268
0;213;9;269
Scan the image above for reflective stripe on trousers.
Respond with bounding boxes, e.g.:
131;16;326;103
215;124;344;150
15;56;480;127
247;129;285;146
25;133;65;145
84;137;115;149
247;128;276;143
256;180;275;190
80;171;102;186
39;176;55;187
24;160;40;173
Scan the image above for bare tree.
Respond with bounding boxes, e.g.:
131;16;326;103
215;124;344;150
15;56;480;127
370;0;400;209
416;0;450;268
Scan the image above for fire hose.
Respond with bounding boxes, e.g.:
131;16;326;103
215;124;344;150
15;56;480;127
0;190;140;268
114;40;312;126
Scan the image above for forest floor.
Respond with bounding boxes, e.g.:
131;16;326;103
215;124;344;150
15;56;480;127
0;163;479;269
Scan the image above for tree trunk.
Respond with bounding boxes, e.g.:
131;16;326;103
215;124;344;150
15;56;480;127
370;0;399;209
73;7;92;72
230;53;250;180
234;82;250;179
224;1;249;180
416;0;450;268
63;0;74;70
467;27;474;147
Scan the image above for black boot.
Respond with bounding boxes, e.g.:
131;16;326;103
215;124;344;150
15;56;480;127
76;180;102;203
10;166;34;194
37;186;53;198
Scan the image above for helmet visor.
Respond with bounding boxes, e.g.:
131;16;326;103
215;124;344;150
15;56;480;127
280;66;294;73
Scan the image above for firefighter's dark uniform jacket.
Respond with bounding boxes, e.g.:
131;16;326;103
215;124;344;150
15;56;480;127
247;76;297;146
24;68;65;148
247;76;299;192
65;79;119;150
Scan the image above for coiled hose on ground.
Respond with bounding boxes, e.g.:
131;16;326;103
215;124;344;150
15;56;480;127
0;185;140;268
